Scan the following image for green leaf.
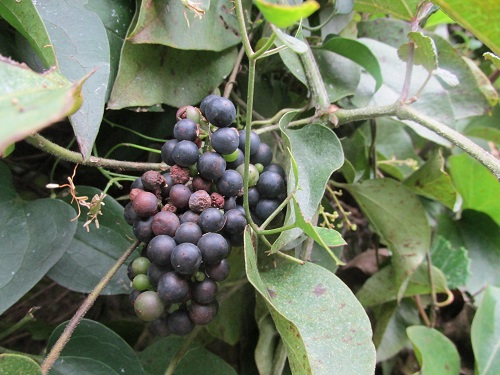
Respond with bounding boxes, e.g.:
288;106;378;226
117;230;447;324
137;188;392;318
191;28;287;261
254;0;320;29
407;326;460;375
139;336;237;375
430;236;470;289
0;162;77;315
254;301;279;375
432;0;500;56
354;0;421;20
273;112;344;250
321;36;383;91
47;319;145;375
471;285;500;375
108;41;237;109
398;31;438;72
356;263;449;307
50;357;120;375
84;0;134;101
0;0;56;67
245;228;376;375
35;0;111;159
0;56;84;155
0;354;42;375
340;178;431;300
47;186;134;294
437;210;500;295
403;149;457;209
484;52;500;70
449;153;500;227
128;0;241;52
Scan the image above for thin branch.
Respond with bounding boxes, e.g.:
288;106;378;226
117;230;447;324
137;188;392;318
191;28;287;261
25;134;168;172
41;240;141;375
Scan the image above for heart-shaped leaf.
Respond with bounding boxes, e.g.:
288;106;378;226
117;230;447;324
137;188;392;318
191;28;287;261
0;162;77;315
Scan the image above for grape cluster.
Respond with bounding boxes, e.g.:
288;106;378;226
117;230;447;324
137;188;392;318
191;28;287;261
124;95;286;336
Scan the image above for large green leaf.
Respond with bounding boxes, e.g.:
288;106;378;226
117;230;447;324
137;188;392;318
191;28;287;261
108;41;237;109
245;228;376;375
464;104;500;144
50;357;120;375
0;162;77;315
340;178;431;300
403;149;457;209
356;263;448;307
84;0;134;101
471;285;500;375
0;0;56;67
139;336;237;375
407;326;460;375
35;0;111;159
0;56;84;154
449;153;500;227
321;36;383;91
47;319;145;375
354;0;420;20
437;210;500;295
0;354;42;375
47;186;134;294
129;0;243;51
432;0;500;56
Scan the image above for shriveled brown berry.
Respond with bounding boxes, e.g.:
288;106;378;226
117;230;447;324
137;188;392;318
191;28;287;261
210;192;224;209
132;190;159;217
189;190;211;213
141;170;166;192
170;165;191;185
192;176;212;192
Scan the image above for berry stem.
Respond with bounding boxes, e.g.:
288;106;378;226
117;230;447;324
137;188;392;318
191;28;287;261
40;240;141;375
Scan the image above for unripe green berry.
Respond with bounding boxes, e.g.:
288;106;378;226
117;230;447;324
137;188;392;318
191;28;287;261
222;149;240;163
134;291;165;321
131;257;151;275
133;274;152;291
236;164;259;187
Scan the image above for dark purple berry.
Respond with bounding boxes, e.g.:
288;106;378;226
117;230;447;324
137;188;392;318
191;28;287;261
250;142;273;166
256;171;285;198
124;202;138;226
216;170;243;197
238;130;261;155
211;127;239;154
147;235;177;267
174;222;203;244
180;210;200;224
263;163;286;179
199;208;226;233
157;272;190;304
172;140;199;167
255;199;281;221
170;243;202;275
189;301;219;325
132;190;158;217
204;259;230;281
133;216;154;243
169;184;192;210
197;232;230;264
224;209;247;235
197;152;226;181
167;308;194;336
205;97;236;128
161;139;178;166
200;94;219;115
152;211;180;236
173;119;198;142
192;278;218;304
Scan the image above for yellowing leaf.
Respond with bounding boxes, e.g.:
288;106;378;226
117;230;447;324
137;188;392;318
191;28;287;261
254;0;320;28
